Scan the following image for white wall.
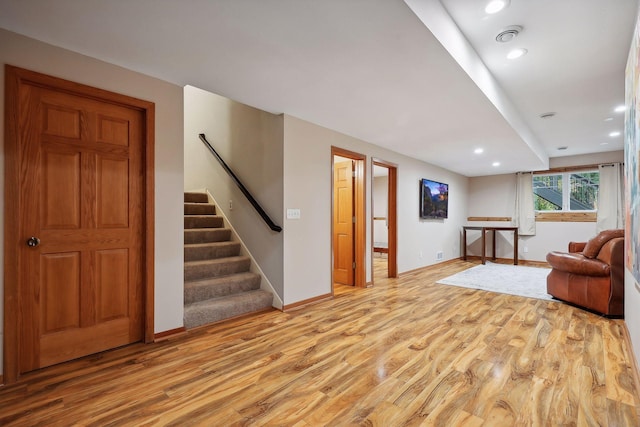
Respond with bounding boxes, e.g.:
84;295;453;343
624;10;640;383
183;86;284;297
0;29;185;374
467;152;624;262
625;270;640;367
283;115;468;304
550;151;624;168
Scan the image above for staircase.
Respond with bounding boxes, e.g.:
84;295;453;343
183;192;273;329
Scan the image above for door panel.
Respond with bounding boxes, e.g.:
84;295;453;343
43;150;81;229
97;156;130;227
333;160;354;285
97;115;130;146
42;104;81;139
18;83;144;372
96;249;130;322
41;252;81;333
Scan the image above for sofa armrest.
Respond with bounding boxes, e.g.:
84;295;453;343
568;242;586;253
546;251;610;276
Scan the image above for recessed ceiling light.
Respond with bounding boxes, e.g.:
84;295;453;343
600;142;609;146
609;131;621;137
474;148;484;154
614;105;626;113
485;0;509;14
539;112;556;119
604;117;614;122
557;146;568;151
507;48;527;60
492;161;501;167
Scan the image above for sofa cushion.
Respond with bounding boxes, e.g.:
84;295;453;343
582;229;624;258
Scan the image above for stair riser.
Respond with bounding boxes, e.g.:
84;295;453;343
184;193;209;203
184;243;241;261
184;204;216;215
184;275;260;304
182;193;273;330
184;229;231;244
184;258;251;281
184;216;224;229
184;291;273;329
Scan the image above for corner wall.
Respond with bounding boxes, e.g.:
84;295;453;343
466;151;624;262
183;86;284;298
0;29;185;374
283;115;468;304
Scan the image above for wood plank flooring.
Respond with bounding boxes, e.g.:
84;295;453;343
1;259;639;426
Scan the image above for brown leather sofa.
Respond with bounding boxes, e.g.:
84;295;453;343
546;229;624;316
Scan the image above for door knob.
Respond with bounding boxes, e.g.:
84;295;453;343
26;236;40;247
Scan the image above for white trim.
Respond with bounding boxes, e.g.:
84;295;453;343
203;189;284;310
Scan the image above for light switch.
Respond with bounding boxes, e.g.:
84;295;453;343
287;208;301;220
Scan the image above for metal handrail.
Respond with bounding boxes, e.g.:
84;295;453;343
198;133;282;233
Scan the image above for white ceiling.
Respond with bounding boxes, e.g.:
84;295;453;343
439;0;636;160
0;0;636;177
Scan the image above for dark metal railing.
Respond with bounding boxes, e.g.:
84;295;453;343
199;133;282;233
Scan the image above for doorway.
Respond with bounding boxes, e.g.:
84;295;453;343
331;147;365;291
372;159;398;282
3;66;155;383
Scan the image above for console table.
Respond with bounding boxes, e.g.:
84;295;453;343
462;226;518;265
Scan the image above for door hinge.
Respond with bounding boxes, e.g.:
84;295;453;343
352;171;356;178
352;262;356;269
352;216;356;223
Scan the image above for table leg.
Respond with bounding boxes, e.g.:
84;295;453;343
514;229;518;265
481;228;486;265
492;230;497;261
463;228;467;261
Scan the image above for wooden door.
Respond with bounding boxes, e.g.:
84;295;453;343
333;160;354;285
13;73;145;372
372;160;398;280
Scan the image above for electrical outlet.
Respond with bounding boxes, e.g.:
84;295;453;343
523;247;529;253
436;251;444;261
229;200;233;211
419;251;423;259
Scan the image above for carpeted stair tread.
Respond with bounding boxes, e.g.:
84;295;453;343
184;192;209;203
184;256;251;281
184;228;231;244
184;215;224;229
182;192;273;329
184;272;261;304
185;241;241;261
184;290;273;329
184;202;216;215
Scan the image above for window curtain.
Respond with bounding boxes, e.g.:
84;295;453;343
515;172;536;236
597;163;624;232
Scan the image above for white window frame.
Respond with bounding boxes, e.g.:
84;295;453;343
533;169;599;213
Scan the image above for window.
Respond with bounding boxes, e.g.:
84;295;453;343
533;170;599;212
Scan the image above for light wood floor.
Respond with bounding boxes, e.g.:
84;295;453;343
2;259;639;426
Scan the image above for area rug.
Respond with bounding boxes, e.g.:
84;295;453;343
437;262;553;301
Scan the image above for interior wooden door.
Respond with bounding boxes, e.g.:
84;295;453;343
333;160;355;285
16;79;145;372
372;160;398;280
